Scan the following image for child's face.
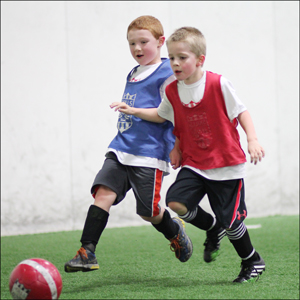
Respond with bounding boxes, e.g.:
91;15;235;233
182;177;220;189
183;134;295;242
167;41;204;84
127;29;164;66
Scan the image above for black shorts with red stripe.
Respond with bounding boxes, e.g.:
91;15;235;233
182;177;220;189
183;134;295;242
166;167;247;230
91;152;163;217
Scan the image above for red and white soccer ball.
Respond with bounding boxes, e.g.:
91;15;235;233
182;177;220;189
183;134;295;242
9;258;63;299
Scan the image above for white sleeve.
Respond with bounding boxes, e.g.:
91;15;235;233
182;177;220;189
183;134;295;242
157;93;175;125
159;74;177;100
221;76;247;121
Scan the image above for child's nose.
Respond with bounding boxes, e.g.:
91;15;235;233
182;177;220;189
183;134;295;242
134;44;142;51
172;59;179;66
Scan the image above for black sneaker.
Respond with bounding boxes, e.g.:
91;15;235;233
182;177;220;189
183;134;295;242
64;247;99;272
169;217;193;262
233;253;265;283
203;227;226;263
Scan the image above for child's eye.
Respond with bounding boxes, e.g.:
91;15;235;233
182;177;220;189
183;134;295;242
180;56;186;60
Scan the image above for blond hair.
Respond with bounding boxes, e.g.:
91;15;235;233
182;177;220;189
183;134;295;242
127;15;164;40
166;27;206;57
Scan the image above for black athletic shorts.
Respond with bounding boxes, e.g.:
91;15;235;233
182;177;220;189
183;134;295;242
166;167;247;229
91;152;163;217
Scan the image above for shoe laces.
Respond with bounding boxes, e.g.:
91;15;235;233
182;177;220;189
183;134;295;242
169;235;182;259
74;247;88;259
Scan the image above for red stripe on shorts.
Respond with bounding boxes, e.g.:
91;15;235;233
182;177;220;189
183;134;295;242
153;169;163;217
229;179;243;228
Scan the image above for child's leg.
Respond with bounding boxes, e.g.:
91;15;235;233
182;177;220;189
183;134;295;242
170;203;226;262
65;152;130;273
226;222;265;283
129;166;177;240
143;208;193;262
166;168;226;262
177;205;226;262
80;185;115;253
215;180;261;263
176;204;220;231
166;168;208;226
64;186;114;273
148;208;179;240
80;153;130;253
206;178;265;282
130;166;193;263
226;222;255;260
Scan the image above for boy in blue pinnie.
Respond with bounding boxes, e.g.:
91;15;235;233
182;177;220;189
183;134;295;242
65;16;198;273
111;27;266;283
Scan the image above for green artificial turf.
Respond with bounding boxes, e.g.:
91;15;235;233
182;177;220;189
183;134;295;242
1;215;299;299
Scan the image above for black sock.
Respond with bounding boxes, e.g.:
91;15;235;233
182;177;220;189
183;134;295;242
152;210;179;240
246;251;260;262
80;205;109;252
227;223;254;259
179;205;218;231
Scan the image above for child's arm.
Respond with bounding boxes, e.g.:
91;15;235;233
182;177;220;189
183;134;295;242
110;102;166;123
237;110;265;165
169;137;182;170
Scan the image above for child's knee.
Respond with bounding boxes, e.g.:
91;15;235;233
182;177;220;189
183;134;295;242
139;208;165;224
168;201;187;215
93;185;116;211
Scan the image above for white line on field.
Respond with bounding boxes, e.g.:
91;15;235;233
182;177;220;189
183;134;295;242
246;224;262;229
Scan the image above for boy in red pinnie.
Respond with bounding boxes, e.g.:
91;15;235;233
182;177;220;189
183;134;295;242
111;27;266;283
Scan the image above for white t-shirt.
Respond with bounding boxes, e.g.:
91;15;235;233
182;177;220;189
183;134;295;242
108;62;176;175
157;71;247;180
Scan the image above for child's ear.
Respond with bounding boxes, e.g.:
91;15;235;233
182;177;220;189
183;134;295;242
158;36;165;48
196;55;205;67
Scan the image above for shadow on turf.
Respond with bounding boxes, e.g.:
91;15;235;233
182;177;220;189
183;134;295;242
62;274;231;295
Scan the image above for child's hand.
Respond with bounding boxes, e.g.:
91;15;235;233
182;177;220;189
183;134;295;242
247;140;265;165
169;147;182;170
110;102;135;115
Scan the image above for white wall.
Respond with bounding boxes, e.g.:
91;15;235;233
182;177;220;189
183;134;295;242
1;1;299;236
